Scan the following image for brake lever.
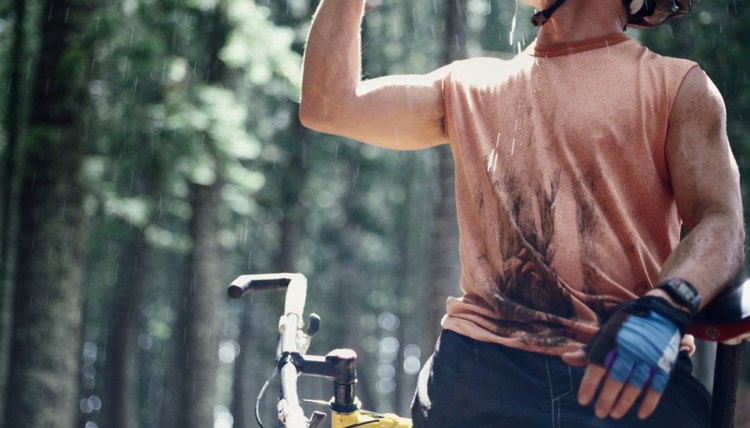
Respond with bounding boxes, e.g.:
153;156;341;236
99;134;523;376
308;411;327;428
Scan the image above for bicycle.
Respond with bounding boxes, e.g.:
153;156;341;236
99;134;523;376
228;273;413;428
229;272;750;428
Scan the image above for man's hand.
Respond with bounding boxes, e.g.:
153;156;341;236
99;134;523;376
562;297;691;420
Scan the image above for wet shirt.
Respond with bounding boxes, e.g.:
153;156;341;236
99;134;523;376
440;32;698;355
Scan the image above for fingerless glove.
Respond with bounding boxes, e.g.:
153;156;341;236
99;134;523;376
586;296;692;393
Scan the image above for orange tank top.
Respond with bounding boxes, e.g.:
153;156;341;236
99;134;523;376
440;32;698;355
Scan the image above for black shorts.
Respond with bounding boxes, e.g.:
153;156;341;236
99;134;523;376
411;330;710;428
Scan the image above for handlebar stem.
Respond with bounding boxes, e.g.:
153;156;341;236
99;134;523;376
280;349;360;413
230;274;369;424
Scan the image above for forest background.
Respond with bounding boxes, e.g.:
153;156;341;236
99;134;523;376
0;0;748;427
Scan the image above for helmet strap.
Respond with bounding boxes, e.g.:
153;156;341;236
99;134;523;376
531;0;569;27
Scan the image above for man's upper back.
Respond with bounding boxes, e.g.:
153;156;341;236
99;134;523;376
440;33;698;354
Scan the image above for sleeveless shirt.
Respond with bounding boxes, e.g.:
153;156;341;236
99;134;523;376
440;32;698;355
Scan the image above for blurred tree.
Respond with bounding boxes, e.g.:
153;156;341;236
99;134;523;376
179;177;224;428
89;6;170;426
173;3;232;427
103;223;152;428
76;1;191;426
3;0;99;426
0;0;27;421
215;1;307;426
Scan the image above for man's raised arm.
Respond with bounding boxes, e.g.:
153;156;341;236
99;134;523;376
299;0;449;150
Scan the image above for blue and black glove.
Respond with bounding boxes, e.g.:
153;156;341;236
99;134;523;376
586;296;693;393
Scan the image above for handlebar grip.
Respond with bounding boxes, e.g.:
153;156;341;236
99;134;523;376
227;274;294;298
228;273;308;319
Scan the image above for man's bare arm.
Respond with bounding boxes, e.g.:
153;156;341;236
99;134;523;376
654;66;745;309
299;0;448;150
571;66;746;421
622;65;746;420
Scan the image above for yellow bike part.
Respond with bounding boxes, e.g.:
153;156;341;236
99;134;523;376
331;410;412;428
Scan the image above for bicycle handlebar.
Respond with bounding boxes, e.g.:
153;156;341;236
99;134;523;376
228;273;309;427
229;273;308;320
229;273;365;428
280;362;307;427
226;273;412;428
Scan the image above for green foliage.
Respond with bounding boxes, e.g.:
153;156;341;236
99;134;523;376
73;0;306;425
222;0;302;90
155;83;263;187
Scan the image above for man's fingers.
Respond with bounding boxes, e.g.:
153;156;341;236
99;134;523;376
578;364;607;406
578;362;664;420
610;384;642;419
561;349;587;367
594;376;627;419
638;389;663;419
680;334;696;356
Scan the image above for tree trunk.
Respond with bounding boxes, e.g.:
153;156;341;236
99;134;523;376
0;0;27;421
427;0;466;343
175;4;232;426
3;0;95;426
177;179;224;428
104;228;150;428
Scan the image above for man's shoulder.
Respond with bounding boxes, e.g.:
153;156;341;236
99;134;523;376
444;55;529;85
626;39;698;70
448;56;510;71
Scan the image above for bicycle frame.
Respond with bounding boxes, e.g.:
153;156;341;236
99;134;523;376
229;273;412;428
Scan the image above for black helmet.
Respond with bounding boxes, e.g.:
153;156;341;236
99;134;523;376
531;0;696;28
627;0;696;28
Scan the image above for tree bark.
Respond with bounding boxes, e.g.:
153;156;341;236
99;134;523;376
0;0;27;421
3;0;95;426
178;179;224;428
104;228;150;428
176;5;232;426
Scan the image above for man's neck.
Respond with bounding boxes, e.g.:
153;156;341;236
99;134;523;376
533;1;628;46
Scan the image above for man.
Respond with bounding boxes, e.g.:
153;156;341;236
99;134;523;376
299;0;745;426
